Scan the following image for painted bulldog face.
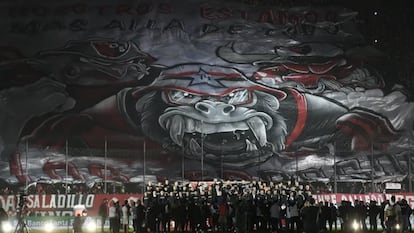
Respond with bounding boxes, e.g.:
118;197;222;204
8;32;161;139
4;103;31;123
148;64;288;167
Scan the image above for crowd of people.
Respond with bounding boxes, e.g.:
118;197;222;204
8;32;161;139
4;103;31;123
1;177;392;196
99;179;413;233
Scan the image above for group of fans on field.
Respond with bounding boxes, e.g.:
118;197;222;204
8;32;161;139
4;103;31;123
98;179;411;233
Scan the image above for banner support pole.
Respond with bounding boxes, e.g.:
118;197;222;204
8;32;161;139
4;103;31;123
104;137;107;194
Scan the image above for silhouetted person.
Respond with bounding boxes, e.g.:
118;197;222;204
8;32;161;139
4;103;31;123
99;198;108;233
399;199;411;233
301;198;320;233
135;200;146;233
380;201;388;230
368;200;380;231
270;200;281;233
108;202;117;233
73;212;86;233
122;200;130;233
328;203;338;231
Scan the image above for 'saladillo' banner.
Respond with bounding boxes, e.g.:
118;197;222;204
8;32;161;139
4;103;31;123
0;0;413;186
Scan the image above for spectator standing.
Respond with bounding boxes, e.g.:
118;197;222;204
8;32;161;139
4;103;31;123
108;202;118;233
189;201;202;232
218;202;228;232
115;201;122;233
356;200;367;231
384;196;402;233
328;203;338;231
174;199;187;232
122;200;130;233
98;198;108;233
399;199;411;233
301;198;320;233
338;201;353;232
380;201;388;230
287;198;300;233
73;213;86;233
270;200;281;233
368;200;380;232
135;200;146;233
130;201;137;233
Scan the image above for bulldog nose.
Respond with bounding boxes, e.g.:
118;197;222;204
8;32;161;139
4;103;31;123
195;100;235;117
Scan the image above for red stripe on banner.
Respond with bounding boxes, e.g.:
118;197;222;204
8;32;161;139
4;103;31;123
285;89;307;147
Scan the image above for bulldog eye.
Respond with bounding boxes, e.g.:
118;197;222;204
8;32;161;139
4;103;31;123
168;90;201;105
222;89;249;105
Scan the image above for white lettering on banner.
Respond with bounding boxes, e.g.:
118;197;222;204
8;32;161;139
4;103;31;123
7;195;15;210
85;195;94;208
11;193;414;214
0;196;16;211
58;195;65;208
378;195;385;203
3;194;143;215
384;194;392;201
77;194;83;205
331;194;337;204
66;194;75;207
29;195;39;208
23;194;95;210
42;195;49;208
313;193;414;209
49;194;56;208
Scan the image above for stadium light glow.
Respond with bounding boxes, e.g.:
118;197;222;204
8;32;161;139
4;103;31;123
1;221;13;232
44;222;55;232
352;219;359;231
82;218;97;232
395;223;401;230
84;219;97;232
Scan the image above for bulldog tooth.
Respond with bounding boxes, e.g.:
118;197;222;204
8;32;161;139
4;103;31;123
247;116;268;146
185;118;196;133
246;139;251;151
252;142;258;151
246;139;258;152
170;115;185;146
190;138;202;155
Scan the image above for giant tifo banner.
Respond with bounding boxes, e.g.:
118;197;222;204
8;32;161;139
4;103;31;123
0;0;413;187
